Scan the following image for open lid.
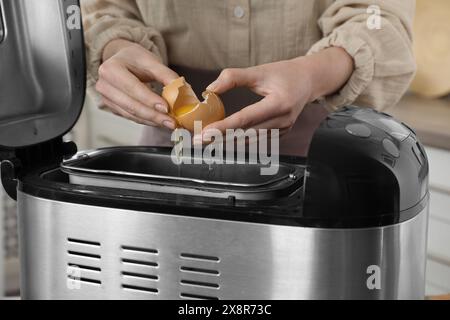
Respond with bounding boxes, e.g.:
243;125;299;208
0;0;85;149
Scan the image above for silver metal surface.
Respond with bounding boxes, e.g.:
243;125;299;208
0;180;3;296
18;192;428;300
1;187;20;297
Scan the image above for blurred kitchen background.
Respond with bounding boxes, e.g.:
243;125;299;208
1;0;450;299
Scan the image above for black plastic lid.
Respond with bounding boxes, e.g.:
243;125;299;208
0;0;85;149
304;106;429;221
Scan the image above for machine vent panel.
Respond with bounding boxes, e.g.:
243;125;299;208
179;252;221;300
120;245;159;295
66;238;102;287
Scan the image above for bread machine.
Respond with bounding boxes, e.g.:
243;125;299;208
0;0;429;300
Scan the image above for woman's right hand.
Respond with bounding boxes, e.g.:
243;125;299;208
96;39;178;129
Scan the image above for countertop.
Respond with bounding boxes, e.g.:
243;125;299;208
386;94;450;150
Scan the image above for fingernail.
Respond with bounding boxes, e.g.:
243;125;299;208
163;120;176;130
193;134;203;146
155;104;168;113
206;81;218;91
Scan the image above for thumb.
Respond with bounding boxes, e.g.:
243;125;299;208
207;68;258;94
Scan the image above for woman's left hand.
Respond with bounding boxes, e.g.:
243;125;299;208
203;47;354;141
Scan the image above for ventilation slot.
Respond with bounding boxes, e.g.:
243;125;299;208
180;266;220;276
68;251;101;259
180;293;219;300
122;285;158;294
67;276;102;286
180;253;220;262
68;264;101;272
122;245;158;255
122;272;158;281
121;259;158;267
68;238;101;247
66;238;102;287
180;280;220;289
121;245;159;295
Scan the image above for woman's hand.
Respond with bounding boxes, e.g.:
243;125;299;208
95;39;178;129
203;47;354;140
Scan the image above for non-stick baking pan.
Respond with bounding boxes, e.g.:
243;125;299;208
60;147;304;201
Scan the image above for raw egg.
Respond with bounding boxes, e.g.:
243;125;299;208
162;77;225;132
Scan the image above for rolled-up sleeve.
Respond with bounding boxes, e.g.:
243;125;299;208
307;0;416;111
81;0;168;87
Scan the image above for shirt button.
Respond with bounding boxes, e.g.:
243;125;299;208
234;6;245;19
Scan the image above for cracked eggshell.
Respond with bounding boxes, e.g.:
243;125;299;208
161;77;199;112
176;91;225;132
162;77;225;132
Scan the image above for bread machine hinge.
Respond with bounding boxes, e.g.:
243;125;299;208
0;138;78;200
1;158;21;200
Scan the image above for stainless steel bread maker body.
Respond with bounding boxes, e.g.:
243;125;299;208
0;0;429;300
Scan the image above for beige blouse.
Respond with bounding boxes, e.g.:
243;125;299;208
81;0;416;112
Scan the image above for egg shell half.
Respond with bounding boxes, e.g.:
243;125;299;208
162;77;225;132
